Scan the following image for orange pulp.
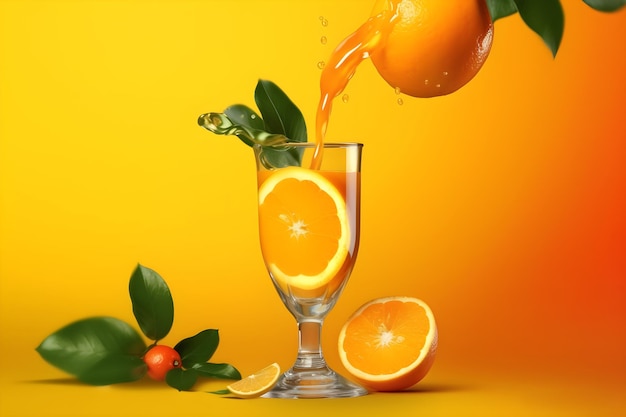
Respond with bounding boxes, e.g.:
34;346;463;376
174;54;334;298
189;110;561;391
257;169;360;297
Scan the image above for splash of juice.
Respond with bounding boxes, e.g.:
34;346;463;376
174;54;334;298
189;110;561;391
311;3;398;170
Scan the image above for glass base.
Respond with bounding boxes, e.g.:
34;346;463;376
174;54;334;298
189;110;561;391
262;366;368;399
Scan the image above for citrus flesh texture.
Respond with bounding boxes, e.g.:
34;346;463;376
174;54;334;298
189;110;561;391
338;296;438;391
227;363;281;398
370;0;493;98
258;166;350;295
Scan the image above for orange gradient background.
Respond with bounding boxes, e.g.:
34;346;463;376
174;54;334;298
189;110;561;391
1;1;624;416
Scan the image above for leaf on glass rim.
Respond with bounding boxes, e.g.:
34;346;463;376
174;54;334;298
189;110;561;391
254;79;307;143
174;329;220;368
78;353;147;385
584;0;626;12
197;80;308;168
166;368;199;391
224;104;265;147
36;316;146;379
129;264;174;342
485;0;518;21
197;112;289;147
191;362;242;380
254;79;308;168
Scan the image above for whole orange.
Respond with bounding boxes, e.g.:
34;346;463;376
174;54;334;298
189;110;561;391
143;345;182;381
370;0;493;97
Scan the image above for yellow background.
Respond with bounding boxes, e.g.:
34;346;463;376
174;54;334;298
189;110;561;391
1;1;624;416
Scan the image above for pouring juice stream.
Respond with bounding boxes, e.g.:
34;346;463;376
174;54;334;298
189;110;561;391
311;4;398;170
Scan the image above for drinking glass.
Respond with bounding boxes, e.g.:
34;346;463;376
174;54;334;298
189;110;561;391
253;142;367;398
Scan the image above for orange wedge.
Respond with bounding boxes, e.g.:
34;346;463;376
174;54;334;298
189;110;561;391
226;363;281;398
258;166;350;293
338;296;438;391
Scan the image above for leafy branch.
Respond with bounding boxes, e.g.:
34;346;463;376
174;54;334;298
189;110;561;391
36;264;241;391
198;79;308;167
486;0;625;57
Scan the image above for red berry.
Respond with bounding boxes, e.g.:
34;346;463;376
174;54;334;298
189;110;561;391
143;345;182;381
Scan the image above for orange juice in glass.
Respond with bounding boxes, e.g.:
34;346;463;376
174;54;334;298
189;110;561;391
254;142;366;398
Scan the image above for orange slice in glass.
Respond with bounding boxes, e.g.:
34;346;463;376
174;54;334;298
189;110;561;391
258;166;349;292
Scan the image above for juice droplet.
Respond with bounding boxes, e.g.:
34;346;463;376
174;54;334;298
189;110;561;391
317;61;326;69
342;94;349;103
320;36;327;45
319;16;328;26
394;86;401;95
424;79;429;85
397;97;404;105
436;84;441;88
443;71;449;76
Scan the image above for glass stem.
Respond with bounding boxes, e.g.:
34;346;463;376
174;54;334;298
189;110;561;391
294;320;328;371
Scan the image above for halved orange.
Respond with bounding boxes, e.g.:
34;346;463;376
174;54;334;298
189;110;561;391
338;296;438;391
258;166;350;293
226;363;281;398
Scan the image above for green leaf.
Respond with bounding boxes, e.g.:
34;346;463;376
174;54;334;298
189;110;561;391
485;0;518;21
78;354;147;385
254;79;307;142
253;79;308;168
191;362;242;380
174;329;220;368
224;104;265;147
36;316;146;378
254;80;307;168
197;80;308;167
165;368;198;391
514;0;564;57
584;0;626;12
129;264;174;342
197;112;289;147
255;143;306;169
208;389;231;395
